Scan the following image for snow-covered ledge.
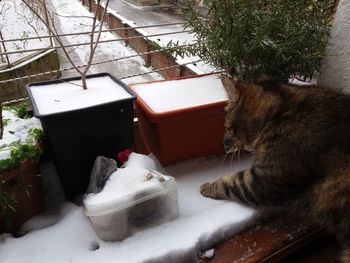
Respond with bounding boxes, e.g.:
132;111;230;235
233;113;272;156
318;0;350;94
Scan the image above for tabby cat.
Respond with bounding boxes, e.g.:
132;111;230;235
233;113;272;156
200;75;350;262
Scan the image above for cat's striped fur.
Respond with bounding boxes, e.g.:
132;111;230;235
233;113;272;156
200;76;350;262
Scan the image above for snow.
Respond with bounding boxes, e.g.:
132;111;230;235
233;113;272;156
104;0;217;74
84;154;179;242
0;0;51;65
1;1;254;261
0;50;55;73
0;109;42;161
202;248;215;259
47;0;163;83
83;159;171;212
0;154;256;263
131;74;229;113
29;75;133;115
288;77;317;86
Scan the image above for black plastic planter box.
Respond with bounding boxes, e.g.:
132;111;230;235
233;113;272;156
27;73;136;200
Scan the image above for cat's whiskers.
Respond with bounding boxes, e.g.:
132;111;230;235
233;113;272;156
232;148;241;171
237;148;241;164
220;152;230;168
234;150;239;165
230;151;235;171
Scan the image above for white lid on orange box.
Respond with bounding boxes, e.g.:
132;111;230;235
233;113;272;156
131;74;228;113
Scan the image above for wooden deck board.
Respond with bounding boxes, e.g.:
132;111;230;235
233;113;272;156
201;215;321;263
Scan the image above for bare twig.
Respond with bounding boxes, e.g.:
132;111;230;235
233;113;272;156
20;0;84;77
81;0;110;89
0;103;3;140
47;6;84;76
19;0;112;89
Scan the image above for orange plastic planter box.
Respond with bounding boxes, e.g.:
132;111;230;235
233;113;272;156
130;74;228;166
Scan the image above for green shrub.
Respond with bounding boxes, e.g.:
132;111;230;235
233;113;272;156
0;128;42;230
3;102;32;119
0;127;43;172
0;183;17;230
172;0;338;82
0;108;43;229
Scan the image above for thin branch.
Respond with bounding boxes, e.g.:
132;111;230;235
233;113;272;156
48;10;83;75
67;45;80;55
0;104;3;140
60;80;84;88
82;0;111;78
18;10;43;41
20;0;83;76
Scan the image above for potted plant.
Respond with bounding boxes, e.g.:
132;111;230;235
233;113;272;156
27;74;136;200
170;0;338;83
0;104;45;235
23;0;136;200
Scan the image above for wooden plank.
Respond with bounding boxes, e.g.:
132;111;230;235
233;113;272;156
202;215;322;263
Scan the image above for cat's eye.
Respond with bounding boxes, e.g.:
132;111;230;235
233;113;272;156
223;137;234;152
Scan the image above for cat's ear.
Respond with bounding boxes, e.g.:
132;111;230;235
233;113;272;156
221;75;240;102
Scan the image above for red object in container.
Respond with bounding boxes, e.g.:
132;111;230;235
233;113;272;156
117;149;133;165
130;74;228;166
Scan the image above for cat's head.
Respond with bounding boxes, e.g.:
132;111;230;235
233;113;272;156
222;75;281;153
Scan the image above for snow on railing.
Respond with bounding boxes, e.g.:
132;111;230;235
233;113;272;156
0;21;186;44
0;30;192;56
0;0;53;69
0;21;201;84
0;56;203;85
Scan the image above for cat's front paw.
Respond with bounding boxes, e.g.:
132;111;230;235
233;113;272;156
200;183;215;198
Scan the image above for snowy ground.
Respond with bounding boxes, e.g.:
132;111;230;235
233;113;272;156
0;154;256;263
0;0;51;66
1;1;257;262
46;0;163;84
106;0;216;74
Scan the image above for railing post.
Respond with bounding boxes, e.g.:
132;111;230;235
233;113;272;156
0;30;11;68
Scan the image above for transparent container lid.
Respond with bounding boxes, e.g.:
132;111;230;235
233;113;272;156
83;176;177;217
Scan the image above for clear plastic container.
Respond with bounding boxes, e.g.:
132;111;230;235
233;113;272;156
83;177;179;242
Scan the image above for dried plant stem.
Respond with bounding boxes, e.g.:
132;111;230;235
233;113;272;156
20;0;111;90
0;104;3;140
